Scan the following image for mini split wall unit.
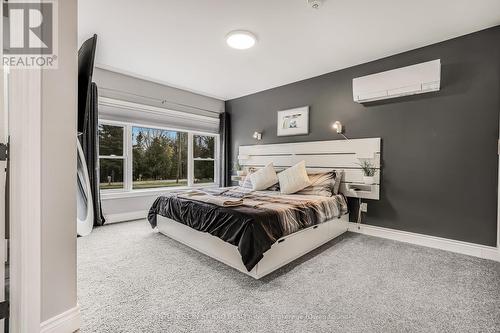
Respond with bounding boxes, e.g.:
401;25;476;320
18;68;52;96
352;59;441;103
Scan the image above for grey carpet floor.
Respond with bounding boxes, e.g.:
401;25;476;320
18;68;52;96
78;220;500;333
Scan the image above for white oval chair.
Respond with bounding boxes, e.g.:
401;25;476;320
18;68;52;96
77;140;94;236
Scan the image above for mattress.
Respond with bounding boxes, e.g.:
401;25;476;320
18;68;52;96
148;187;348;271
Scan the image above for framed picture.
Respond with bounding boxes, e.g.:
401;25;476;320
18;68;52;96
277;106;309;136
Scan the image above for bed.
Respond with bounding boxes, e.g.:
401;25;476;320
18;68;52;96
148;138;381;279
148;187;349;278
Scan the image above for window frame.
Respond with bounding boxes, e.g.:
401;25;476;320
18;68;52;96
98;121;127;193
98;119;219;195
192;133;217;185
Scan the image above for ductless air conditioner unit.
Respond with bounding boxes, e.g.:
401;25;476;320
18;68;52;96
352;59;441;103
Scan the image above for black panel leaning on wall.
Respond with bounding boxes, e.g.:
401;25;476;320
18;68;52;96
225;26;500;246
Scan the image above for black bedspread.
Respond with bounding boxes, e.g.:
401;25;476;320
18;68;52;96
148;195;283;271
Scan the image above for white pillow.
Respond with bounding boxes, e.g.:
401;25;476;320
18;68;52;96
250;163;278;190
278;161;311;194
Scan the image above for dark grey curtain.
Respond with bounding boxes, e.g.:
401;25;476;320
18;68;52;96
219;112;230;187
81;83;105;225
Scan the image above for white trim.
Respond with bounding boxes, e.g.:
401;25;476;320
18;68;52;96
98;155;124;160
348;222;500;262
105;210;149;224
188;132;194;187
9;67;42;331
99;96;220;123
100;184;218;200
40;305;81;333
125;124;133;191
100;187;193;200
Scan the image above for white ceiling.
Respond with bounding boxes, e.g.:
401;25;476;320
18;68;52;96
78;0;500;100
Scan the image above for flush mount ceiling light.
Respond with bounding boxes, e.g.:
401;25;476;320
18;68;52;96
226;30;257;50
307;0;323;9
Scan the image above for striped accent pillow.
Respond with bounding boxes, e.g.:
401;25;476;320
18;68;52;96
240;168;256;189
295;170;343;197
241;174;253;189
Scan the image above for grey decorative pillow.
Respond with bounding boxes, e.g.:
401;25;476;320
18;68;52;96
332;170;343;195
295;170;343;197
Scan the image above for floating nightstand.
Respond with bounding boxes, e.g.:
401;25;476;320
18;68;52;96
231;175;245;186
346;183;379;200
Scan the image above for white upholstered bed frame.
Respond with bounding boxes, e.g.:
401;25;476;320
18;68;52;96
157;138;381;279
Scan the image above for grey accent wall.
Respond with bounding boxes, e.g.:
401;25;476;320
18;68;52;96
226;26;500;246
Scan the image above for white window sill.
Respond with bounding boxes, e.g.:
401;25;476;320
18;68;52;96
101;184;218;200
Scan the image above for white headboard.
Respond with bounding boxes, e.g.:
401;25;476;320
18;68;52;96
238;138;381;200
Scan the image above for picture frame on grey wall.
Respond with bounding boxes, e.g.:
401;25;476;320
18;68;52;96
277;106;309;136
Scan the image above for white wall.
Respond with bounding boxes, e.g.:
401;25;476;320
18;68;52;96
40;0;78;322
95;69;225;222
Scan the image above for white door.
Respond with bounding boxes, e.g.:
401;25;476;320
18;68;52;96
0;66;7;332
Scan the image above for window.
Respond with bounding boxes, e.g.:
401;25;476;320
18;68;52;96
132;127;188;189
193;135;215;184
98;121;218;193
98;124;125;190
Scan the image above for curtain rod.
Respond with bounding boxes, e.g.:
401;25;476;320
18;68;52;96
98;87;222;115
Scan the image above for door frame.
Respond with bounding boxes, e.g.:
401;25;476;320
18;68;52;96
8;67;42;332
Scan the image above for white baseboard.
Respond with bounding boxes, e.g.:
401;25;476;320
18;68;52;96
348;222;500;262
105;210;148;224
40;305;81;333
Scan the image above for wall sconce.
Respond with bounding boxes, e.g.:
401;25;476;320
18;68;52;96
332;121;343;134
332;121;349;140
253;131;262;140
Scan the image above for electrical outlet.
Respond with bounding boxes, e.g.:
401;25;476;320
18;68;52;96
360;202;368;213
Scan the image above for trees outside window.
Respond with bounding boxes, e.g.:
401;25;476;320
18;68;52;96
98;124;124;190
132;127;188;189
193;135;215;184
98;121;218;192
